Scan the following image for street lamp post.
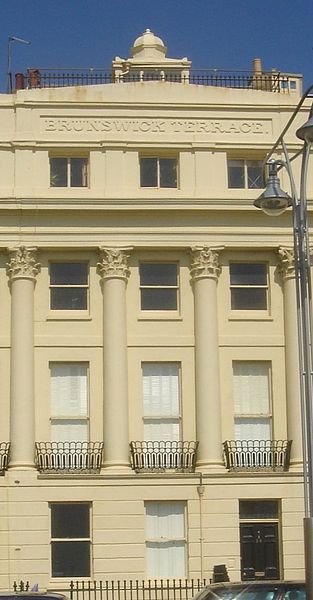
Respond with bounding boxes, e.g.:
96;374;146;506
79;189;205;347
254;86;313;600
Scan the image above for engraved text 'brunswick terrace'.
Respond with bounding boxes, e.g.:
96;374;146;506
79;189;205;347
43;118;271;135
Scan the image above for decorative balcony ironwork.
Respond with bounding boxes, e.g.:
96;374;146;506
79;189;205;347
35;441;104;473
0;442;10;474
14;68;293;93
223;439;292;472
130;440;198;472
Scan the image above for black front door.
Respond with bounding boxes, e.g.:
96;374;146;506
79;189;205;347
240;523;279;581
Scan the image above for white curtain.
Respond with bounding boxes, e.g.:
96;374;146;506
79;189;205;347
145;501;186;577
142;363;180;441
50;363;88;442
233;362;271;440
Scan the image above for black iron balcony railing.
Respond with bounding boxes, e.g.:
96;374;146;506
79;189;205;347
35;441;104;473
223;439;292;471
15;68;293;93
0;442;10;474
130;440;198;472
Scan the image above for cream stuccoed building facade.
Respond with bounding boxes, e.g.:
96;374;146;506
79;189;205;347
0;29;311;589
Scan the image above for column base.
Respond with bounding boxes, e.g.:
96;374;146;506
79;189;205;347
8;461;36;470
196;459;225;473
101;461;132;474
288;459;303;472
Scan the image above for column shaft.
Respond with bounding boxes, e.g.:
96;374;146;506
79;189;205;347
98;248;131;471
191;246;223;471
7;246;39;469
279;247;302;468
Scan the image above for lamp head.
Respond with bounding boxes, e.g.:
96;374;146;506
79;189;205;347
254;161;292;216
296;114;313;143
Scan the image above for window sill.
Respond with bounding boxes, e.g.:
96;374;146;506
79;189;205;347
138;311;182;321
228;311;273;321
47;310;91;321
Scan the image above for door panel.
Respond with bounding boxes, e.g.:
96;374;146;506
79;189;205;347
240;523;279;581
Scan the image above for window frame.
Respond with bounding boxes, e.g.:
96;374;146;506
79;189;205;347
227;158;264;189
142;362;182;441
229;262;269;312
50;502;92;578
49;261;89;312
145;500;187;578
50;156;89;188
139;155;178;189
49;361;89;443
233;361;273;441
139;262;180;313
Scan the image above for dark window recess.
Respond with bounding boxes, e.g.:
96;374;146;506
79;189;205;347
140;263;178;310
230;263;267;310
50;263;88;310
51;503;90;578
50;157;88;187
239;500;279;520
140;157;177;188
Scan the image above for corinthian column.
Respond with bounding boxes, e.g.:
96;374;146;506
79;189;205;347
190;246;224;471
7;246;40;469
278;246;302;468
97;247;132;471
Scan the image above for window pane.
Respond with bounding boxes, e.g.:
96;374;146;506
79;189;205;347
140;158;158;187
141;289;177;310
228;160;244;188
231;288;267;310
239;500;279;519
140;263;177;286
50;158;67;187
146;541;185;577
234;418;271;440
50;263;88;285
70;158;88;187
233;362;270;414
51;363;88;416
230;263;267;285
143;363;180;416
143;419;181;441
51;503;90;537
51;420;88;442
51;288;87;310
160;159;177;188
51;541;90;577
247;161;263;189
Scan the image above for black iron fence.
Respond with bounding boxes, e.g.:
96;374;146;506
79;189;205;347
35;441;104;473
130;441;198;472
15;68;292;92
223;439;292;471
69;579;207;600
0;442;10;474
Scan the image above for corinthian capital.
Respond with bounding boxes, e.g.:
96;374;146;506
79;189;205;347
97;247;132;280
190;246;223;282
278;246;295;280
7;246;40;281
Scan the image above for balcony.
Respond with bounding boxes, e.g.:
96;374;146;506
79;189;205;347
223;440;292;472
130;440;198;472
0;442;10;474
14;68;298;94
35;441;104;473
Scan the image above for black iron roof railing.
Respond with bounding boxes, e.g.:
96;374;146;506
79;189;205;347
15;68;292;92
223;439;292;472
35;441;104;473
0;442;10;474
130;440;198;472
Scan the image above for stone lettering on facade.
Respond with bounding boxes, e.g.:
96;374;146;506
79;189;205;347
42;117;271;136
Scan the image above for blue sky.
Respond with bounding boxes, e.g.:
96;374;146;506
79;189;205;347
1;0;312;92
